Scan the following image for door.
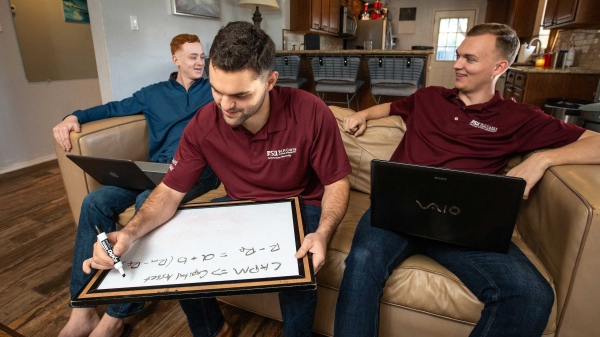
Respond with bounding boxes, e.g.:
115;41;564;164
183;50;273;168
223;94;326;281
428;10;476;88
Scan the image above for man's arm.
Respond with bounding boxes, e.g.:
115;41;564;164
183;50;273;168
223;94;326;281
343;103;392;137
83;183;186;273
53;115;81;152
507;130;600;199
53;91;148;152
295;176;350;273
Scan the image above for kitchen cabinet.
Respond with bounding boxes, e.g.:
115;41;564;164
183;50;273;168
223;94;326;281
502;69;600;108
291;0;340;34
329;0;340;34
543;0;600;29
485;0;540;39
543;0;558;27
321;0;329;32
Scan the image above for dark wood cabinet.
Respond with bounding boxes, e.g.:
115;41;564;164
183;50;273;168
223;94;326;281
485;0;510;25
554;0;579;25
329;0;341;34
502;69;600;108
484;0;539;40
543;0;600;29
311;0;321;30
321;0;330;31
291;0;341;34
543;0;558;27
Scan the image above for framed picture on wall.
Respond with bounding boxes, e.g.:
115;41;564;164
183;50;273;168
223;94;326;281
171;0;220;19
62;0;90;23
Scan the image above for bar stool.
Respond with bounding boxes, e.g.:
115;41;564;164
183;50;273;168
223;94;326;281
309;55;364;110
366;56;425;104
203;57;210;79
274;55;307;89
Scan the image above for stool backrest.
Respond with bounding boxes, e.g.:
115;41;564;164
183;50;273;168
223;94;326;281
203;57;210;79
275;55;301;80
367;57;424;85
310;56;361;83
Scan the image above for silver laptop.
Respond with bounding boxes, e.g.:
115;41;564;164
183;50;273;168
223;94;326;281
370;160;526;253
67;155;169;190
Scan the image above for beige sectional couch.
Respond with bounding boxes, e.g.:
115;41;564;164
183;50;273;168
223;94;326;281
54;106;600;336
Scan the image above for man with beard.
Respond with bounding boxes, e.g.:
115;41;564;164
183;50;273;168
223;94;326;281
85;21;352;337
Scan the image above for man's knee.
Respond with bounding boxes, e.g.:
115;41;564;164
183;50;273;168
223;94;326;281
501;272;555;320
345;244;379;275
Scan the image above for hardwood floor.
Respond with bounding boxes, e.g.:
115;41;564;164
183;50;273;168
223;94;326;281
0;161;324;337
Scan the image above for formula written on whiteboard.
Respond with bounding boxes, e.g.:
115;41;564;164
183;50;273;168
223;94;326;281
120;243;284;284
97;202;302;290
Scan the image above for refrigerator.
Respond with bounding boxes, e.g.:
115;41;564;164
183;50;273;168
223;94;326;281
348;18;393;50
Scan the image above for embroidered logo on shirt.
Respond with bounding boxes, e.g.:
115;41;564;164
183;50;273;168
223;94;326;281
267;148;297;160
469;120;498;133
169;158;178;171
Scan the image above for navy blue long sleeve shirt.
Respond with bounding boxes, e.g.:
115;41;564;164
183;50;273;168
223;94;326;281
72;77;213;163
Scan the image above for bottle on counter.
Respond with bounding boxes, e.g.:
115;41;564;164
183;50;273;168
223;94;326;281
544;52;552;69
361;2;370;20
372;0;381;19
565;43;576;67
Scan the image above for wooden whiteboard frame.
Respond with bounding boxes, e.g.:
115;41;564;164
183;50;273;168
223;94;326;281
71;197;315;306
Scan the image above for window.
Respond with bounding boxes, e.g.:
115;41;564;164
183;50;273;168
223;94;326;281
436;18;468;61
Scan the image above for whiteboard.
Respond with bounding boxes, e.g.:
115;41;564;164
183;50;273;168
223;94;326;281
72;198;315;305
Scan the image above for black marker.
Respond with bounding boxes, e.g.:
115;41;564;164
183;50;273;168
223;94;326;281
94;225;126;278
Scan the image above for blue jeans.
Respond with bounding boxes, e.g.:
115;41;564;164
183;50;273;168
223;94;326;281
69;166;220;318
178;197;322;337
334;208;554;337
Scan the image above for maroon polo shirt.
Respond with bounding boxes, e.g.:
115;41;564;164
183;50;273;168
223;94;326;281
389;86;586;174
163;86;351;207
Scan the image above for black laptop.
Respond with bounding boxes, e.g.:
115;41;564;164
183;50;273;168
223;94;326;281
370;160;526;253
67;155;169;190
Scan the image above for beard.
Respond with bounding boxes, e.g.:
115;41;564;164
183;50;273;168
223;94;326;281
219;89;268;127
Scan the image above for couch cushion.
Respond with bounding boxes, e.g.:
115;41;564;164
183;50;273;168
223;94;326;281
329;106;406;194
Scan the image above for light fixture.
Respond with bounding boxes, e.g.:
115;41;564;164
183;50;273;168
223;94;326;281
238;0;280;30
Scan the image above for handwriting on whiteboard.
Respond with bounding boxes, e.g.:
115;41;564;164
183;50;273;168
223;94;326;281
96;201;303;290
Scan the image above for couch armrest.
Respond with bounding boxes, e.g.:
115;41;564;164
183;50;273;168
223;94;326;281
517;164;600;337
54;115;149;226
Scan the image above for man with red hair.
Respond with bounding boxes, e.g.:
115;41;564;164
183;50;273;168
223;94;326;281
55;34;219;337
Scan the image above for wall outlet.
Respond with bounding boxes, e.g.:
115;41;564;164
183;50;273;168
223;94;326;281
0;19;3;32
130;16;139;31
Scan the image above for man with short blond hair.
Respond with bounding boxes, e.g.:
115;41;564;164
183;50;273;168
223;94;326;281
57;34;219;337
335;23;600;337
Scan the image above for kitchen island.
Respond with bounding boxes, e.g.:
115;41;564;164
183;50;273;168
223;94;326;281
275;50;433;110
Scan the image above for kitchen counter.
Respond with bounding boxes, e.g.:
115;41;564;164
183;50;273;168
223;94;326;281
276;50;433;56
508;66;600;74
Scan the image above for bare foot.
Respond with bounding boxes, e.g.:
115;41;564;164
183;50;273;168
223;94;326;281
89;314;126;337
58;308;100;337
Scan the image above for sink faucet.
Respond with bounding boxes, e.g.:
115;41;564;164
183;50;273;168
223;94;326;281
528;38;544;57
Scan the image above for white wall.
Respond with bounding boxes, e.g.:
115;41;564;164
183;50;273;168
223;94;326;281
0;0;289;173
0;0;102;173
90;0;288;102
387;0;487;51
